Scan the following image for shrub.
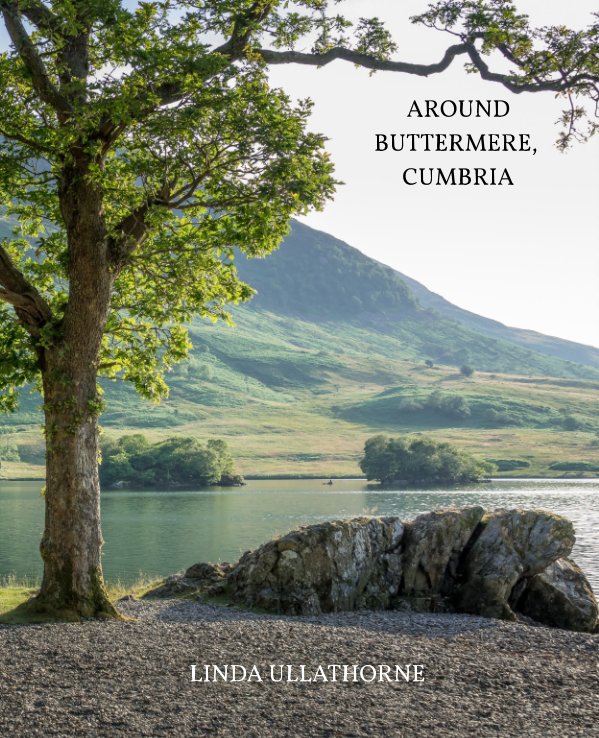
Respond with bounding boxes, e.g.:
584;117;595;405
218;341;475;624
561;415;583;431
360;434;494;485
0;442;20;462
549;461;599;472
487;459;531;472
100;435;242;489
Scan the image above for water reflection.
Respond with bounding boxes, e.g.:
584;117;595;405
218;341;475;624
0;478;597;592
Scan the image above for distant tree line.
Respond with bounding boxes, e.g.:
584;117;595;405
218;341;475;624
399;390;471;420
100;435;244;489
360;434;494;486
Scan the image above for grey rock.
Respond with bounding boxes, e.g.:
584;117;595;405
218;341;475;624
515;558;599;633
227;516;404;615
456;509;575;620
401;506;485;600
146;562;231;598
180;507;590;631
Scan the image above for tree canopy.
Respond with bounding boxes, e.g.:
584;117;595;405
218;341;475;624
360;434;495;485
100;434;243;488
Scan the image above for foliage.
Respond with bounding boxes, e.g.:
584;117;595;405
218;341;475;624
549;461;599;472
0;440;19;461
561;414;584;431
99;434;242;488
360;434;495;485
460;364;474;378
413;0;599;148
486;459;530;472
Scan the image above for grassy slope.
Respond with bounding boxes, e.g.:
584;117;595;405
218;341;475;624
2;219;599;479
3;308;599;479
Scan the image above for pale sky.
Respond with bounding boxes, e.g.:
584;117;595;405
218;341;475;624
269;1;599;348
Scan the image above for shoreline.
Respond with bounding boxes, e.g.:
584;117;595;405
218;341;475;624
0;597;597;736
3;474;599;485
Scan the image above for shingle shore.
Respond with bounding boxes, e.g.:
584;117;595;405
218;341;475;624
0;597;597;737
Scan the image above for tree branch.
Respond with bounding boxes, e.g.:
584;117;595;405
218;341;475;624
215;1;276;58
0;1;71;116
17;0;60;33
0;243;53;333
466;44;598;94
257;43;472;76
107;202;154;266
0;125;52;155
257;42;598;94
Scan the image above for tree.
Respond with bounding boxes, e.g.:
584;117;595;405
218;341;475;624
100;435;241;488
360;434;494;485
0;1;596;618
460;365;475;378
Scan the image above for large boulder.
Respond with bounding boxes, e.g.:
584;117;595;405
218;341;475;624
514;558;598;633
399;506;485;611
172;507;592;631
455;509;575;620
227;517;404;615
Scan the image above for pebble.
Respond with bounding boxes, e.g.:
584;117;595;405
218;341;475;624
0;597;597;737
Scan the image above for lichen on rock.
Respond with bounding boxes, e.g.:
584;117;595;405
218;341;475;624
513;558;599;633
227;517;404;615
454;509;576;620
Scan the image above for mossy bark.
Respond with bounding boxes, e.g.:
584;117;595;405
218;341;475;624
32;165;120;620
34;375;117;619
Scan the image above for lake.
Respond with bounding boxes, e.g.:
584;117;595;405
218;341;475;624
1;478;598;593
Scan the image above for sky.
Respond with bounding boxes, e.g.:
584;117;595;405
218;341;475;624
268;1;599;348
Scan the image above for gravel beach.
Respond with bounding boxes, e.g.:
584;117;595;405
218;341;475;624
0;597;597;737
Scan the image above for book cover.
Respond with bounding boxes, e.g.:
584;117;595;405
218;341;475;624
0;2;597;736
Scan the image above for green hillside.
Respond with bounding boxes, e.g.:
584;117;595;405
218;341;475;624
235;222;599;378
2;221;599;479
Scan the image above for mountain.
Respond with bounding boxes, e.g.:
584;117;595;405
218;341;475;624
3;219;599;479
397;272;599;370
234;221;599;378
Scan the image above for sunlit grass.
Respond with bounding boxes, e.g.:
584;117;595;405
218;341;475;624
2;309;599;480
0;573;165;624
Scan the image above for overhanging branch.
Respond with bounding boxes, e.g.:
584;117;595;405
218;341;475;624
257;43;472;76
257;42;598;94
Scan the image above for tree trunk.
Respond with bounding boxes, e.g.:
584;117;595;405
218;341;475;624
31;168;119;617
33;352;117;619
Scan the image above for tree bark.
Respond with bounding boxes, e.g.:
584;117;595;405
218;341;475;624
31;161;120;619
35;355;117;618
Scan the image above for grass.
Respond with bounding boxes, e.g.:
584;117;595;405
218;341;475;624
2;309;599;480
0;575;165;624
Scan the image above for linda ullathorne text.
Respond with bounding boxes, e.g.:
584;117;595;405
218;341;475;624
375;99;537;186
191;664;425;683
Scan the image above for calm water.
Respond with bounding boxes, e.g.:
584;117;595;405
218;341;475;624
1;478;598;592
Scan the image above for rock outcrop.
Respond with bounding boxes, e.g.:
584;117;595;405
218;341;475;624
164;507;598;632
455;510;575;620
514;558;599;633
399;506;485;612
227;517;404;615
147;562;231;598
